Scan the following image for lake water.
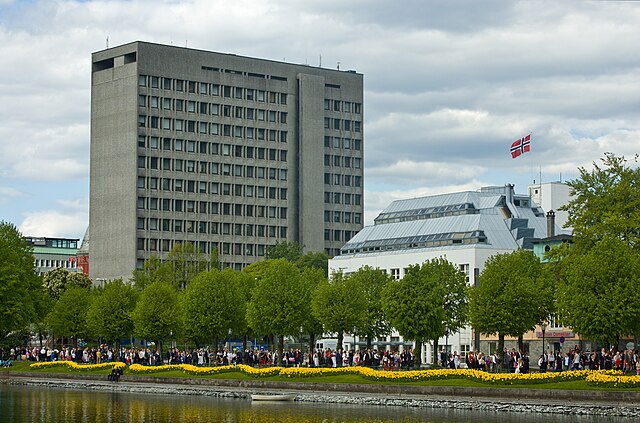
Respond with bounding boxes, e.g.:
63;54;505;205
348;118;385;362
0;384;630;422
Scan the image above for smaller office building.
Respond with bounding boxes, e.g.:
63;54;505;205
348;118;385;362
26;237;80;276
329;184;566;363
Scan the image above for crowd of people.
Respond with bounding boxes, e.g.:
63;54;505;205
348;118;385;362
3;343;639;375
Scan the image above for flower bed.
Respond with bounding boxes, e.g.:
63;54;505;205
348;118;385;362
29;361;640;388
30;361;125;371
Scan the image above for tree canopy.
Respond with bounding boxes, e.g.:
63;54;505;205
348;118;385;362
469;249;553;355
561;153;640;247
556;237;640;345
43;267;91;300
312;271;368;351
46;286;91;345
86;279;138;345
0;221;42;338
132;281;182;353
246;259;318;357
183;268;244;348
383;257;468;363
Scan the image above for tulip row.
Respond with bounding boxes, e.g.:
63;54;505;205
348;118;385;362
30;361;640;387
30;361;126;371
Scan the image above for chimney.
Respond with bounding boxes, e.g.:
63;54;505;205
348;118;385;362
546;210;556;237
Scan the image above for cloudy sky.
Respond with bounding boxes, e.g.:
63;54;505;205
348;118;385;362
1;0;639;240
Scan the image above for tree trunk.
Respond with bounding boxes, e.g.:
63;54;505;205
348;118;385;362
366;335;372;349
242;334;248;352
277;334;284;365
309;333;316;366
517;335;524;352
433;338;439;366
413;339;422;369
337;331;344;351
497;333;505;365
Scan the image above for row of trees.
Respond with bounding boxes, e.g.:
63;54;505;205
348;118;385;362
2;152;639;362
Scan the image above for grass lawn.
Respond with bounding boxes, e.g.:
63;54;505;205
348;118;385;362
5;362;640;391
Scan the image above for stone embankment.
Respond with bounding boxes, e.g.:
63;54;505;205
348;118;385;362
3;372;640;418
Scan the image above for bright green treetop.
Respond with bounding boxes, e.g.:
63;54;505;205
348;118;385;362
46;286;91;343
183;268;244;347
86;279;138;345
0;221;42;338
557;237;640;345
132;281;182;353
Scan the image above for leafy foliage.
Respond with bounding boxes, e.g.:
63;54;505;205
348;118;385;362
556;237;640;345
86;279;138;344
46;286;91;342
0;221;42;337
43;267;91;300
561;153;640;247
132;281;182;352
383;258;468;356
469;250;552;341
312;271;368;350
182;269;244;346
246;259;317;356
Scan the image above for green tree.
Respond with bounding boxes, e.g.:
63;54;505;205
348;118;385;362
349;266;392;348
132;281;182;355
561;153;640;246
383;258;468;365
246;259;314;360
183;268;243;350
265;241;303;262
43;267;91;300
469;249;553;357
0;221;42;339
86;279;138;347
46;286;91;347
312;271;367;351
556;237;640;346
297;251;330;277
131;255;171;290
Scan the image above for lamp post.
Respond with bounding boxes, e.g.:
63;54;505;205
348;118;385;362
299;326;304;351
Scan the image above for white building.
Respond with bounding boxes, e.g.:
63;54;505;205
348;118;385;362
528;181;573;231
328;184;566;364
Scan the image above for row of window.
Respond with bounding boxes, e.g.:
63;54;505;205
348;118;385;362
35;259;77;269
138;158;288;179
139;96;288;117
139;148;287;168
324;155;363;169
139;75;289;105
324;229;356;243
324;210;362;225
323;99;362;114
324;173;363;187
137;178;287;197
136;198;287;218
324;136;362;151
324;192;363;206
137;238;284;256
138;137;288;156
324;117;361;132
139;116;289;136
137;217;288;237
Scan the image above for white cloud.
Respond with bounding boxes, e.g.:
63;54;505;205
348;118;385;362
19;197;88;239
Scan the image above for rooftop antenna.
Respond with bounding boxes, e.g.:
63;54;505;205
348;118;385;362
106;36;109;48
337;61;340;70
319;54;322;68
185;39;188;47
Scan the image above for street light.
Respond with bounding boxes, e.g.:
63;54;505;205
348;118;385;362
299;326;304;351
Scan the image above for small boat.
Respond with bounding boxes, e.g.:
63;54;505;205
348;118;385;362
251;393;297;402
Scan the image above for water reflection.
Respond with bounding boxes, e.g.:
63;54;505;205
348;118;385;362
0;384;629;423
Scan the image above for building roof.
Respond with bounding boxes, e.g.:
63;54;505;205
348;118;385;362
340;185;565;256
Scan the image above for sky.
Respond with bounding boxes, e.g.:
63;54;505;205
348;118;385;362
1;0;639;241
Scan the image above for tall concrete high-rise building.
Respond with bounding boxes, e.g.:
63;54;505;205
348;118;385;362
90;42;364;281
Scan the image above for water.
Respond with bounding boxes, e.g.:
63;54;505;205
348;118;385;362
0;384;629;423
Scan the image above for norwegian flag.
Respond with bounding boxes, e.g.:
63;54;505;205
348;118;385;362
510;134;531;159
